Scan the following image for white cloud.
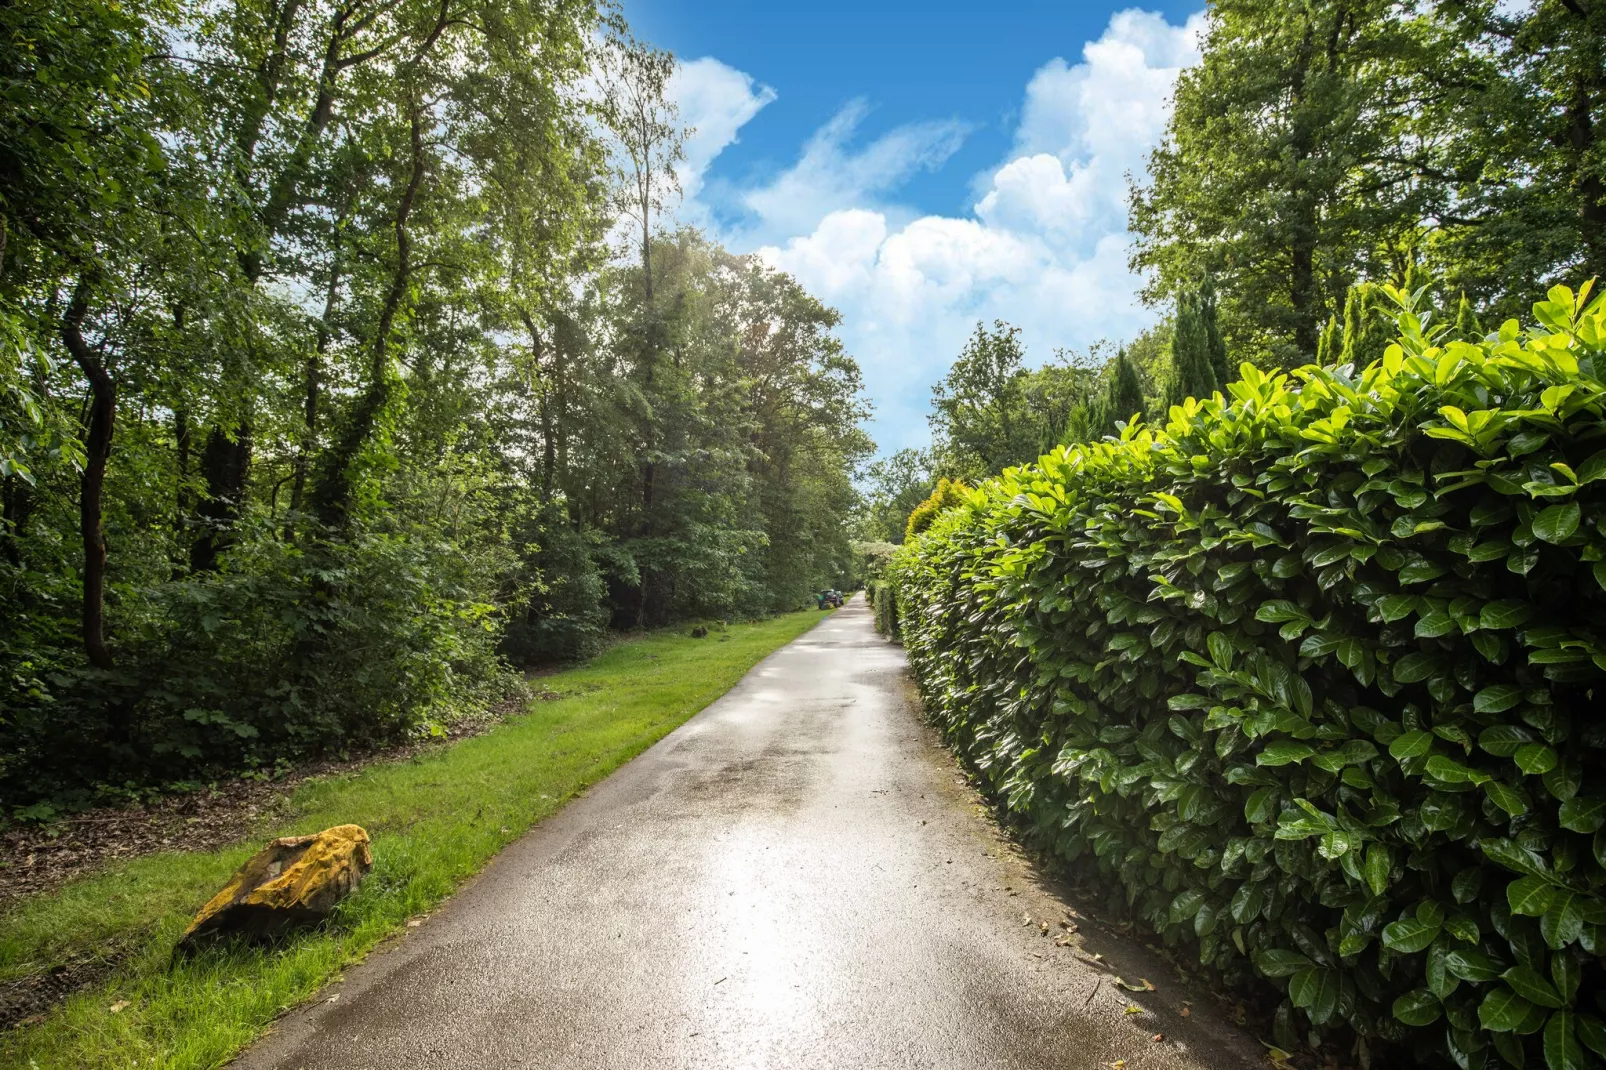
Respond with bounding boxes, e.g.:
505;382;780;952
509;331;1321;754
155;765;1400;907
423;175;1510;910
734;101;969;246
670;9;1207;453
667;58;777;223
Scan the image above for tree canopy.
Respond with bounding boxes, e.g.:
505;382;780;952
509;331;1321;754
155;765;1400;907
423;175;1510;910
0;0;869;807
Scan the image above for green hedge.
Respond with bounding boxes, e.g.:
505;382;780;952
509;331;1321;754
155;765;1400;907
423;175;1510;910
892;284;1606;1069
873;581;898;639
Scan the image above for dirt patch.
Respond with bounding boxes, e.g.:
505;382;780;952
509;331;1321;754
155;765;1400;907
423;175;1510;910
0;691;528;908
0;951;121;1031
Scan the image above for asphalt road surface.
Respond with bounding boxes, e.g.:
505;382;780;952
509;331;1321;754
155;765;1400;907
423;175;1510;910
235;596;1263;1070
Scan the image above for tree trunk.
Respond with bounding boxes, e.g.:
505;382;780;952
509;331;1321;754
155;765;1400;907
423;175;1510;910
173;406;191;571
519;311;556;504
1;473;30;566
190;423;252;572
311;98;425;530
290;249;342;527
554;315;574;524
59;278;115;673
1285;17;1322;364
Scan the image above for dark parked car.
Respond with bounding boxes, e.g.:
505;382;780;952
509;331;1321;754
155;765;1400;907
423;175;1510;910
817;589;843;609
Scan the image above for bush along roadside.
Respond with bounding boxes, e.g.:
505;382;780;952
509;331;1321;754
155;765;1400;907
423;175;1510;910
891;283;1606;1070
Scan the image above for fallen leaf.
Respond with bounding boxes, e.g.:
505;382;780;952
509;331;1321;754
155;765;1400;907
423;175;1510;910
1153;1033;1165;1042
109;1001;129;1014
1115;977;1156;992
1179;1006;1191;1018
1263;1044;1297;1070
1124;1005;1143;1015
1107;1061;1126;1070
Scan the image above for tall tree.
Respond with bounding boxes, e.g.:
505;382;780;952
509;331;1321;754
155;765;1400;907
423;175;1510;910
1131;0;1450;367
928;321;1100;479
599;40;685;623
1427;0;1606;317
860;449;934;546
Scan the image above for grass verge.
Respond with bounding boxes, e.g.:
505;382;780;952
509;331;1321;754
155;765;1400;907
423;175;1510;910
0;610;826;1069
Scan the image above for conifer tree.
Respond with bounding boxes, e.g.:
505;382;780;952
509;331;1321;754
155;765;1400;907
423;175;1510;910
1455;292;1483;342
1198;277;1231;386
1316;314;1341;365
1167;289;1219;407
1098;349;1146;434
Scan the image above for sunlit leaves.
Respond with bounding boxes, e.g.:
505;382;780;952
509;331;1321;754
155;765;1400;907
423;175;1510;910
892;284;1606;1070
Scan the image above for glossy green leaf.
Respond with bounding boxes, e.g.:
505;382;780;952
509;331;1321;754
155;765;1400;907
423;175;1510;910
1382;917;1441;954
1509;876;1556;917
1479;986;1535;1032
1545;1010;1585;1070
1558;797;1606;833
1533;503;1581;544
1480;600;1534;630
1364;842;1391;897
1255;948;1312;978
1504;965;1562;1008
1389;730;1433;759
1515;744;1559;775
1474;684;1524;714
1392;988;1441;1026
1257;740;1314;767
1445;947;1503;982
1485;781;1528;817
1576;1013;1606;1059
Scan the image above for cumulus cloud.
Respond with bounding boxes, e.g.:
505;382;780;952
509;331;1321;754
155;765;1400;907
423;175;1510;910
671;9;1207;452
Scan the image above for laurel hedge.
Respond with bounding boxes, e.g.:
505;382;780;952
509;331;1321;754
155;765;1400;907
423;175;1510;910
891;284;1606;1069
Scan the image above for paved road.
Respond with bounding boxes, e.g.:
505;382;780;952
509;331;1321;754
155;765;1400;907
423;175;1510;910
236;597;1262;1070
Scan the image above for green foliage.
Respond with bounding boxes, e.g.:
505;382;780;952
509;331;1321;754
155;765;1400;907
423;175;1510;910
858;449;936;545
1131;0;1456;365
892;282;1606;1069
873;582;899;641
1132;0;1606;366
1167;282;1226;408
0;0;869;806
925;323;1107;483
501;504;609;665
0;611;822;1068
904;478;969;543
2;514;511;805
1081;348;1148;440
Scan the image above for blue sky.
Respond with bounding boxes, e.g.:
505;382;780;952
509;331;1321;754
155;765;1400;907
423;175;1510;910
626;1;1207;456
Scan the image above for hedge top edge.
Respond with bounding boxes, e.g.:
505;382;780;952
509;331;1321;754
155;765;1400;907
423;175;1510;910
893;281;1606;1070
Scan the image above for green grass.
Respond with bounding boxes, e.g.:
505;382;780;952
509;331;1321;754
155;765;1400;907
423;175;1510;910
0;610;826;1069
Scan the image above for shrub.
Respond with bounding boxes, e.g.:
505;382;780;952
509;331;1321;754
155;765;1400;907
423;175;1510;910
891;284;1606;1069
0;516;513;807
501;504;609;665
904;478;969;542
873;582;898;639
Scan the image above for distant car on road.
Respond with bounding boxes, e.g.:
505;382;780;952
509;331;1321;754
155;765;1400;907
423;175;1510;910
816;589;843;609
